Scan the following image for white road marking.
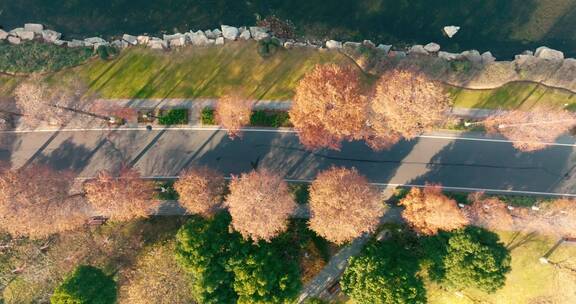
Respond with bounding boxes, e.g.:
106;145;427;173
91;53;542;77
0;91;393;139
2;125;576;148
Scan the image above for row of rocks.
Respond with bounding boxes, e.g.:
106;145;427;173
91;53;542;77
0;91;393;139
0;23;569;66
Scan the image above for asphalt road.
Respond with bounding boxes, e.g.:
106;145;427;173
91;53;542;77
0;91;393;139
2;127;576;196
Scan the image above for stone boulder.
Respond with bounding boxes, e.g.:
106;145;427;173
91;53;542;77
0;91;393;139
461;50;482;64
164;33;186;47
481;51;496;64
122;34;138;45
53;40;66;46
376;44;392;54
249;26;269;40
284;41;294;48
534;46;564;60
41;30;61;42
24;23;44;33
148;37;167;50
239;28;251;40
137;35;150;45
215;37;225;45
438;51;459;61
67;39;85;48
112;39;129;49
325;40;342;49
204;29;216;39
188;31;210;46
84;37;107;45
221;25;239;40
424;42;441;53
443;25;460;38
0;29;7;40
362;40;375;48
408;45;428;55
7;36;21;45
212;29;222;37
10;28;35;40
343;41;361;49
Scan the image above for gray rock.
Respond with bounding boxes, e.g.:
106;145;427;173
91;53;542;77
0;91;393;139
11;28;35;40
343;41;361;49
408;45;428;55
325;40;343;49
41;30;61;42
284;41;294;49
215;37;225;45
164;33;186;47
534;46;564;60
376;44;392;54
424;42;441;53
362;40;375;48
24;23;44;33
207;39;216;45
204;29;216;39
522;50;534;56
137;35;150;45
122;34;138;45
0;29;7;40
148;37;167;50
481;51;496;64
68;39;85;48
112;39;129;49
53;40;67;46
212;29;222;37
7;36;21;45
239;29;251;40
249;26;270;40
221;25;239;40
443;25;460;38
9;28;24;35
84;37;107;45
461;50;482;64
189;31;210;46
438;51;459;60
294;42;307;48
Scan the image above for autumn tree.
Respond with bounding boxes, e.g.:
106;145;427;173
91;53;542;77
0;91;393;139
0;165;87;238
308;167;384;244
225;169;296;242
484;106;575;152
215;94;254;138
51;265;117;304
367;68;449;144
290;64;367;150
423;227;511;293
399;185;469;235
463;193;514;231
83;168;156;221
121;242;194;304
174;167;225;216
14;77;90;126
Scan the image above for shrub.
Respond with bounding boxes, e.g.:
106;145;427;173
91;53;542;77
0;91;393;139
250;110;291;127
258;37;282;58
257;15;296;39
158;109;189;125
51;265;117;304
201;108;216;125
97;45;119;60
0;41;93;73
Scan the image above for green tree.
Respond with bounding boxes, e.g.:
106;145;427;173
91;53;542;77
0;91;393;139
229;240;301;304
175;213;240;304
424;226;511;292
341;238;426;304
51;265;117;304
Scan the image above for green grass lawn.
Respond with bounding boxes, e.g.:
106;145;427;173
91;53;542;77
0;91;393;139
68;41;354;101
449;82;576;110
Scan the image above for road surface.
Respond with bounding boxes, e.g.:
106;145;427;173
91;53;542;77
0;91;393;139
2;127;576;196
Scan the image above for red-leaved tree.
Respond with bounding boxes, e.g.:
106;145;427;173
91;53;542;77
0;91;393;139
215;94;254;139
174;167;225;216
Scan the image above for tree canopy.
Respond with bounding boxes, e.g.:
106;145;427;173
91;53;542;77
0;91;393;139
51;265;117;304
341;238;426;304
174;167;225;216
423;226;511;293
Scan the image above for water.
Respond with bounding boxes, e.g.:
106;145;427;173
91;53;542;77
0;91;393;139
1;0;575;59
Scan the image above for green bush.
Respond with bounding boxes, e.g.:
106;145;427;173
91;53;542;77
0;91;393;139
97;45;119;60
250;110;291;127
450;60;472;73
51;265;117;304
201;108;216;125
257;38;282;58
158;109;189;125
0;41;93;73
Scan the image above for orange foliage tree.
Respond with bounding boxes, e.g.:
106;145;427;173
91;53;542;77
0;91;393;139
0;165;87;238
84;168;157;221
399;185;469;235
215;94;254;138
308;167;384;244
463;193;514;231
367;68;450;144
484;106;575;152
290;64;367;150
174;167;225;216
225;168;296;242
